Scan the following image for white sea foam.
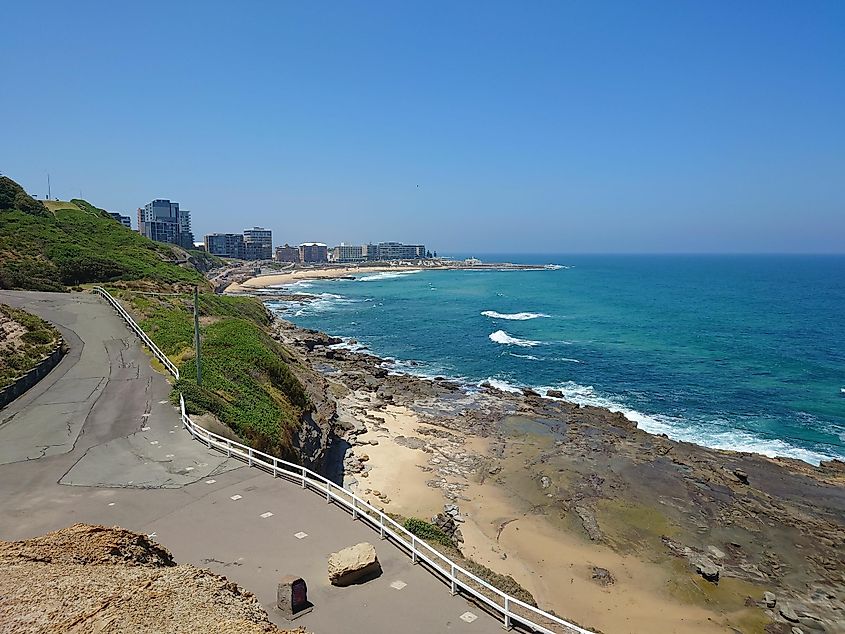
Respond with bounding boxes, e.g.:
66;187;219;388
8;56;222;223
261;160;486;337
508;353;541;360
271;280;314;290
481;310;550;320
536;381;837;465
357;270;422;282
479;378;523;393
489;330;541;347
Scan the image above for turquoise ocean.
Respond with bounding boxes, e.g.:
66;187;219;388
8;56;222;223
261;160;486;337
267;255;845;465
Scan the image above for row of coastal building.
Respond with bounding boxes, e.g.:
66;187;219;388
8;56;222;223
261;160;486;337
115;198;431;264
272;242;431;263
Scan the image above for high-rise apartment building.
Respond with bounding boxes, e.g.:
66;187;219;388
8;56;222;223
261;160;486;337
330;244;365;263
364;242;426;260
108;212;132;229
299;242;328;263
204;233;244;258
243;227;272;260
274;244;300;263
138;199;194;249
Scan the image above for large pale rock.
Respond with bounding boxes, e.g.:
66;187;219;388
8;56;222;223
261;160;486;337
328;542;381;586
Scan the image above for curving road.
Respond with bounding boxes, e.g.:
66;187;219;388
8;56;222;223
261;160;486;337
0;290;503;633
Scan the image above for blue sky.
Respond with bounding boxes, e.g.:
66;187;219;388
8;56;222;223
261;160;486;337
2;1;843;253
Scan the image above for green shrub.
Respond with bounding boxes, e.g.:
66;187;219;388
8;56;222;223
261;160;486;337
402;518;455;548
131;292;309;462
0;304;60;388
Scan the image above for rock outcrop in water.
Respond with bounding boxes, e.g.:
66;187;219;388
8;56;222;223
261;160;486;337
269;315;845;633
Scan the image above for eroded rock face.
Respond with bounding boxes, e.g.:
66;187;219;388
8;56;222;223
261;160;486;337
327;542;382;586
0;524;305;634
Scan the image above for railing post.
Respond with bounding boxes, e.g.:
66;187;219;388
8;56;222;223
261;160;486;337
273;457;278;476
411;536;417;564
352;497;357;520
379;514;385;539
248;447;252;467
503;597;511;630
226;439;231;457
325;479;330;503
301;466;306;488
450;564;457;595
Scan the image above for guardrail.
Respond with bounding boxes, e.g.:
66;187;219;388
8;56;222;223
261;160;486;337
92;287;180;379
93;286;593;634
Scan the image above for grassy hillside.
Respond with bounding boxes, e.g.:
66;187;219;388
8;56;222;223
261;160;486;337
0;177;205;290
116;290;309;460
1;175;316;465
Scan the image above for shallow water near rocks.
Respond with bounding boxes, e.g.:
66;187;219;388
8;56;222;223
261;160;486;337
270;254;845;465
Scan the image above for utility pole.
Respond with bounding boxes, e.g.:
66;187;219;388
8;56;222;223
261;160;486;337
47;173;51;200
193;285;202;385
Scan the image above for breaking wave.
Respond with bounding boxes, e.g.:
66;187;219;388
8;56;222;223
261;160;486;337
489;330;541;347
481;310;550;320
357;270;422;282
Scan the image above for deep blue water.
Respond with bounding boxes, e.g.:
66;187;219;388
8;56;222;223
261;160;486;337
267;255;845;464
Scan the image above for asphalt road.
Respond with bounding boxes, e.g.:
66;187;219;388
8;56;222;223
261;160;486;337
0;290;505;634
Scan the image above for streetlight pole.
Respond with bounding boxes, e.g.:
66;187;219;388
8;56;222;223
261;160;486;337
193;285;202;385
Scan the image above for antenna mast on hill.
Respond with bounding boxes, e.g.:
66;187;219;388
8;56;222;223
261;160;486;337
47;173;51;200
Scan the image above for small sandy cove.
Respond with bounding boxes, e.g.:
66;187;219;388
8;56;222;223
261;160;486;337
340;393;733;634
227;265;423;292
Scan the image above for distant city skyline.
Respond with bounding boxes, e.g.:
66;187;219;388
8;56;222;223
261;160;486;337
3;1;844;253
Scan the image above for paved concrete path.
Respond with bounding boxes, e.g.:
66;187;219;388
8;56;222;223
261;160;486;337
0;291;505;634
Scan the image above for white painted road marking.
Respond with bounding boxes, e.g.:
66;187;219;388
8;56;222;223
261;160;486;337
460;612;478;623
230;495;242;501
294;531;308;539
260;512;274;519
205;479;216;484
390;580;407;590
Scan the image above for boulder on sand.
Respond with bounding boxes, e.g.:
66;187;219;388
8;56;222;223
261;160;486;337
328;542;382;586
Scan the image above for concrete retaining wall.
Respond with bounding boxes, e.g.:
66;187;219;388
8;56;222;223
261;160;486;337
0;341;66;409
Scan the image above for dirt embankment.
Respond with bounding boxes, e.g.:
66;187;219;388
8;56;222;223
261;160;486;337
0;524;308;634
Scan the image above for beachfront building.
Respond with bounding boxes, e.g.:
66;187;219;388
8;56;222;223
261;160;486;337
330;244;365;263
365;241;426;261
108;212;132;229
274;244;300;263
138;199;194;249
243;227;272;260
299;242;328;263
204;233;244;258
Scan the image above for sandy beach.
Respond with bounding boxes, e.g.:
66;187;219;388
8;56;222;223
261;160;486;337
222;260;548;293
337;391;743;634
269;318;845;634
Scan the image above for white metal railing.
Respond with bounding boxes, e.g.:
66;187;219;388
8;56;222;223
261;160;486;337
92;286;180;379
93;286;594;634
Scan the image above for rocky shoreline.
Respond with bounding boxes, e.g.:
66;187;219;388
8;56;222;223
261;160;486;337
268;315;845;634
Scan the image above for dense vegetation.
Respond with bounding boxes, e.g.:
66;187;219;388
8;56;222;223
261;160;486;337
118;291;309;459
0;304;62;389
0;177;205;290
